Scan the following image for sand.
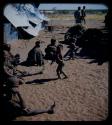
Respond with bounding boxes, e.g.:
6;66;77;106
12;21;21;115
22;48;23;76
9;13;108;121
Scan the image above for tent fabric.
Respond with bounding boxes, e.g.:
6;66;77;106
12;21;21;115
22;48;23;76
4;4;30;28
22;23;42;36
4;4;49;37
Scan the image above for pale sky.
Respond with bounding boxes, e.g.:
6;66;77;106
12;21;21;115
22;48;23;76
38;4;107;10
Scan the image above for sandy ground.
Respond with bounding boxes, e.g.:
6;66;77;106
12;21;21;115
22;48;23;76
9;13;108;121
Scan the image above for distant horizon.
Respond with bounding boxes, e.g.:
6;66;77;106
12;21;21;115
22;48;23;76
38;4;108;10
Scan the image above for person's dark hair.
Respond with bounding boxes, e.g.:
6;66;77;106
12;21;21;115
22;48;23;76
51;39;56;45
83;6;86;9
35;41;40;47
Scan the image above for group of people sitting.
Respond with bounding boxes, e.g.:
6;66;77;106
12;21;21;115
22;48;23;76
2;37;79;119
26;39;68;79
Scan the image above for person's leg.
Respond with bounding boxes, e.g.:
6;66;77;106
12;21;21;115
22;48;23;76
82;17;86;24
8;89;27;116
22;108;48;116
10;90;55;116
51;55;56;64
56;65;61;79
61;71;68;78
23;102;55;116
23;109;50;116
16;90;27;109
72;49;76;59
84;18;86;24
60;64;68;79
38;61;45;74
19;79;25;85
40;65;45;74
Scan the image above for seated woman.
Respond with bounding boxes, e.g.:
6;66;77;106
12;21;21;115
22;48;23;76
26;41;45;73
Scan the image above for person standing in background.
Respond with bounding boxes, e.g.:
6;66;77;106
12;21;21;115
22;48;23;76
74;6;82;24
81;6;86;24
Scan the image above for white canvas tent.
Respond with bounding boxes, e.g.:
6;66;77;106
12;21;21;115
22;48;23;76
4;4;30;28
4;3;50;42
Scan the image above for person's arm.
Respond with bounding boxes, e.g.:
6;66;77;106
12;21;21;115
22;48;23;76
4;65;14;77
42;52;44;58
84;11;86;17
17;91;27;109
9;100;22;109
57;54;63;62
